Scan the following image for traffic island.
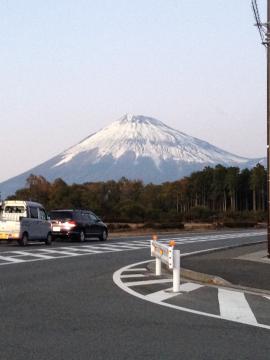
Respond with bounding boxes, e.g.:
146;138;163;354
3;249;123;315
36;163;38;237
181;242;270;294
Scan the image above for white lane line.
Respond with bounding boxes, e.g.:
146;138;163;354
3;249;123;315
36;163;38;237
145;283;203;302
120;274;146;278
125;278;172;287
145;288;179;302
80;245;120;252
59;247;101;254
10;251;54;260
99;244;145;250
180;282;204;292
264;296;270;301
0;255;25;263
39;249;81;257
124;268;148;272
75;246;104;253
218;289;258;325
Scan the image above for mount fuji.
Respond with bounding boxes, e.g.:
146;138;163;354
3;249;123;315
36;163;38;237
0;114;266;197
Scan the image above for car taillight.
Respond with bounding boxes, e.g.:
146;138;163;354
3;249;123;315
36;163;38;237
62;220;77;230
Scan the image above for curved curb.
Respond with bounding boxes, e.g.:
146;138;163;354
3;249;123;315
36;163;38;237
147;262;231;287
180;268;231;286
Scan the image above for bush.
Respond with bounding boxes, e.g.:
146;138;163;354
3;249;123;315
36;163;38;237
223;221;257;228
142;222;184;230
187;206;213;222
107;223;132;232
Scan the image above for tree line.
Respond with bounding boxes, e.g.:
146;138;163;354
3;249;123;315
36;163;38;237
6;163;267;223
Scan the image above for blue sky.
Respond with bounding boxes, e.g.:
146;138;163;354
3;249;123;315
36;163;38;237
0;0;267;182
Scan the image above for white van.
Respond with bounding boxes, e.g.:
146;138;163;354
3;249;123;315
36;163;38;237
0;200;52;246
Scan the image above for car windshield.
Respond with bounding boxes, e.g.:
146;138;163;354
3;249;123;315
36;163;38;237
49;211;73;221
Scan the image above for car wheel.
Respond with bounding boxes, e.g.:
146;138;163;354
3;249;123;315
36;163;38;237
99;230;107;241
79;230;86;242
19;233;28;246
45;233;52;246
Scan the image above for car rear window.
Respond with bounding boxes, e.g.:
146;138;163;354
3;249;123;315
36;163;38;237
49;211;73;221
4;206;25;214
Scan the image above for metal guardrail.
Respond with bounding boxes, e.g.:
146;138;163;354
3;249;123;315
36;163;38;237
150;236;180;292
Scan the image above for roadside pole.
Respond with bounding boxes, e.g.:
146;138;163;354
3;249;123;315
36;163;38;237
266;0;270;257
252;0;270;256
173;250;180;292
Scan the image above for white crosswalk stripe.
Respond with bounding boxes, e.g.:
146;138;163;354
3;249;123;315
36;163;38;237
0;255;25;264
218;289;257;325
0;230;265;266
10;251;54;260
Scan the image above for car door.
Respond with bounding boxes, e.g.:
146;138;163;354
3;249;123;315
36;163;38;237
38;208;50;240
81;212;92;238
89;212;101;236
28;206;39;240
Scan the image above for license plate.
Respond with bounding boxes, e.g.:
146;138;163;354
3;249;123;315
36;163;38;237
52;226;61;232
0;233;9;239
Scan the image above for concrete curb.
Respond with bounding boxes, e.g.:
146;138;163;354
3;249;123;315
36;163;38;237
180;268;231;286
148;240;269;295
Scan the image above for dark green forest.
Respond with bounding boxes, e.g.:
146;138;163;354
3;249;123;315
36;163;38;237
7;163;267;224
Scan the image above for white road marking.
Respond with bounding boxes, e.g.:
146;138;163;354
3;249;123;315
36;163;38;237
124;268;148;272
145;284;203;302
218;289;258;325
113;259;270;331
145;288;179;302
78;245;120;252
179;282;204;292
120;274;146;278
59;247;102;254
40;249;81;257
264;296;270;301
0;230;265;266
10;251;54;260
125;278;172;287
0;255;25;263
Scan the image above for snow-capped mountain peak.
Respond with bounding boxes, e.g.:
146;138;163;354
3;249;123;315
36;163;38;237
54;114;248;168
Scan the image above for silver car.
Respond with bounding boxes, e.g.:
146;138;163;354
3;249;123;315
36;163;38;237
0;200;52;246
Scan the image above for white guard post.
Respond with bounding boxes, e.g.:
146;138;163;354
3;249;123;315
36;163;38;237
150;238;181;292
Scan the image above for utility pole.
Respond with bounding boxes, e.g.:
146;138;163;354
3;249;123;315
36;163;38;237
267;0;270;257
252;0;270;256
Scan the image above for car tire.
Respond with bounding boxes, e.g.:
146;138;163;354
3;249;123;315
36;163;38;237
19;233;28;247
79;230;86;242
99;229;108;241
45;233;52;246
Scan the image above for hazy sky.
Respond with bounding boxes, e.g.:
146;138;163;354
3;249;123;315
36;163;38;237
0;0;267;182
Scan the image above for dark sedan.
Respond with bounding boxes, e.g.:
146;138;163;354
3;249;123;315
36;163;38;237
49;209;108;242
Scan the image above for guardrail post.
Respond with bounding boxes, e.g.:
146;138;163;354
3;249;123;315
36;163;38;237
173;249;180;292
156;257;162;276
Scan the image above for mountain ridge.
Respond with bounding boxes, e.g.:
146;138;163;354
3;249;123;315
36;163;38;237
0;114;266;198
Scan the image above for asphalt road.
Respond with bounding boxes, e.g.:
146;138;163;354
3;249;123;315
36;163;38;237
0;229;269;360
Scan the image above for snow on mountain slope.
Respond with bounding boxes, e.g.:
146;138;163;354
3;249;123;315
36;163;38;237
0;114;265;198
54;114;249;168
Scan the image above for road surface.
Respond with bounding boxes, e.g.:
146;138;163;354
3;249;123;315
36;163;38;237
0;229;268;360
